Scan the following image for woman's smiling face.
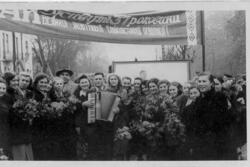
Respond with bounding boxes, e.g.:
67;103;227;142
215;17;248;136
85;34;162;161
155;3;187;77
169;85;178;98
79;78;90;91
149;82;158;94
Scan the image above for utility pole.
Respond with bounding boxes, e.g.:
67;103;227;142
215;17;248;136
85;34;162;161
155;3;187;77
12;32;16;72
201;11;206;72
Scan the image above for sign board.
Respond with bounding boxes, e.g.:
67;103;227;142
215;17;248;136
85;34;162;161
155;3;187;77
0;10;201;45
112;60;190;84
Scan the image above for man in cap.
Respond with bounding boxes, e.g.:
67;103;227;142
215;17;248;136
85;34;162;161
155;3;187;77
56;68;78;96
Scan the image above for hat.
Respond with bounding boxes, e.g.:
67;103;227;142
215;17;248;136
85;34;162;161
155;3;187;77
56;69;74;77
74;73;88;83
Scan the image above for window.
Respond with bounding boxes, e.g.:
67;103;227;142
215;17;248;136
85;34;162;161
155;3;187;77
24;41;29;60
2;33;6;59
16;37;19;58
6;34;9;53
25;41;28;51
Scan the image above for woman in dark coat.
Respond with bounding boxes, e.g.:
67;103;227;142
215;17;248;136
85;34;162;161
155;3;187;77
190;72;231;160
32;73;53;160
9;72;34;160
73;74;93;160
0;78;13;159
50;76;77;160
32;74;77;160
179;85;200;160
224;82;246;159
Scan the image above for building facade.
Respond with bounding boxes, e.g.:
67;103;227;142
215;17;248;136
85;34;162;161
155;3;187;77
0;9;37;76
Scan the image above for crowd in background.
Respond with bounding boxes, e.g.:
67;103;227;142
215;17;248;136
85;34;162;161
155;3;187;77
0;69;246;160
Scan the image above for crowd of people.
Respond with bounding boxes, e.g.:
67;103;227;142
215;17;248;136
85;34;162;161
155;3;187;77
0;68;246;160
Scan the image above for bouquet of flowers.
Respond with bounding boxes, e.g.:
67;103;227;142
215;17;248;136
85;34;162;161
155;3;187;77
137;121;161;140
113;126;132;159
128;120;165;159
0;148;8;160
36;98;56;119
163;112;186;147
37;96;78;119
12;98;39;122
130;120;162;147
130;92;146;122
114;126;132;141
64;96;79;113
50;101;67;117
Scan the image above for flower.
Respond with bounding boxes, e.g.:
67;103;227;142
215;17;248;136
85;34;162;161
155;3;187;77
114;126;133;141
36;97;77;119
163;112;186;146
68;96;80;104
13;99;39;122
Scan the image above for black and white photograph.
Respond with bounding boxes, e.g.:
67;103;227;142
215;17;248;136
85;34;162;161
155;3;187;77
0;0;248;165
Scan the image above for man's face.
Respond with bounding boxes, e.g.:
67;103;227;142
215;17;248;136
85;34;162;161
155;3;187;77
59;72;71;83
19;75;30;90
94;74;104;88
198;75;212;93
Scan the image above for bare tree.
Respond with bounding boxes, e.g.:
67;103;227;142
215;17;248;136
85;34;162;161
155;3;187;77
32;36;109;77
